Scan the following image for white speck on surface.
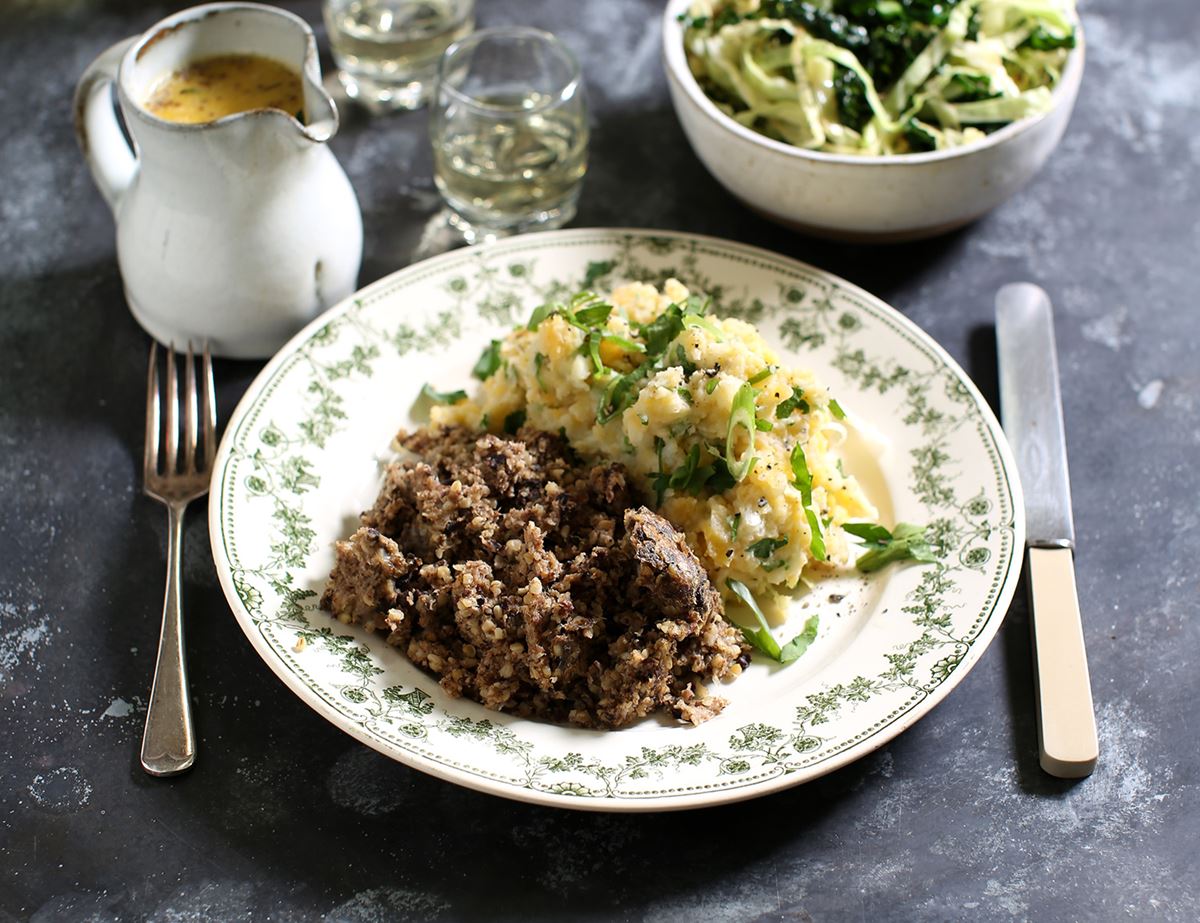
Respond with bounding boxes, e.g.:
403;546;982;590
0;603;53;683
1081;308;1129;352
101;698;133;718
28;767;92;812
327;886;449;923
150;880;257;922
983;876;1030;918
1137;379;1164;409
327;746;413;817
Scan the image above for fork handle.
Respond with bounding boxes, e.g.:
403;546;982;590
141;502;196;776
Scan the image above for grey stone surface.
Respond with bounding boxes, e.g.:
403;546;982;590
1;0;1197;920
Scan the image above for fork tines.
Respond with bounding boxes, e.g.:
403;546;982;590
144;341;215;484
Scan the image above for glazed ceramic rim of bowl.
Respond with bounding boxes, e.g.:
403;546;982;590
661;0;1085;168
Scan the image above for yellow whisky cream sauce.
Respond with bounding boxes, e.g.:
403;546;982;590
143;54;304;124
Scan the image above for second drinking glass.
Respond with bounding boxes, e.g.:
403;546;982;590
430;27;588;242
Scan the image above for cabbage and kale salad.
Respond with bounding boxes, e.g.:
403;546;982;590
681;0;1078;155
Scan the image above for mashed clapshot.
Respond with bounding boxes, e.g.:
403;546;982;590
433;280;877;617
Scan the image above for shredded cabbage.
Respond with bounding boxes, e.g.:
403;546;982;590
682;0;1077;155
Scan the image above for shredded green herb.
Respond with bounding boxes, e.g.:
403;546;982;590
472;339;502;380
805;508;827;561
844;521;938;572
651;436;670;506
534;352;548;390
726;579;821;663
748;536;789;559
503;409;526;434
776;386;810;419
779;614;820;662
728;512;742;542
789;443;814;505
829;398;846;419
420;383;467;405
574;302;613;327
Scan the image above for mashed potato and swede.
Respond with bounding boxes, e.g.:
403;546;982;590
432;280;877;622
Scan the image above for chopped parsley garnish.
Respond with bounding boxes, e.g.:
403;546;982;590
637;304;687;356
528;291;612;333
707;457;737;492
789;443;813;505
677;385;694;405
673;344;697;376
420;383;467;405
668;443;702;491
805;509;827;561
779;615;820;662
748;536;789;560
790;443;826;561
726;579;820;664
597;366;650;423
589;293;718;425
776;386;810;419
526;302;554;330
844;522;938;572
651;436;670;506
472;339;502;380
502;409;526;434
573;301;613;327
584;331;605;375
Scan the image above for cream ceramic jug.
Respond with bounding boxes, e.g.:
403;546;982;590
74;3;363;358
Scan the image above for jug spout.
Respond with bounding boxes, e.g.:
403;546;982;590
298;60;338;144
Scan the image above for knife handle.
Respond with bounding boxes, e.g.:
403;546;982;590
1027;547;1099;778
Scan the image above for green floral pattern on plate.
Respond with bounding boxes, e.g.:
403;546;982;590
210;230;1023;810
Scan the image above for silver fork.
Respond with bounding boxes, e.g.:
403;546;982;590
141;341;215;776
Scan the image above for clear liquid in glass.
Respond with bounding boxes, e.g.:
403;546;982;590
433;91;588;238
323;0;474;110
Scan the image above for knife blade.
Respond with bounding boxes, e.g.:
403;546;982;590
995;282;1098;779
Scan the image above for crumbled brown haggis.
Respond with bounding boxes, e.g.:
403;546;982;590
321;425;749;728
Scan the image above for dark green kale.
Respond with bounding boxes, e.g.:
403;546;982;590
1021;25;1076;51
902;117;938;152
760;1;869;51
833;65;873;132
945;72;996;102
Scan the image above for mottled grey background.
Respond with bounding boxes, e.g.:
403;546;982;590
1;0;1197;920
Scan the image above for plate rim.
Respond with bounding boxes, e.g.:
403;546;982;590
208;226;1025;811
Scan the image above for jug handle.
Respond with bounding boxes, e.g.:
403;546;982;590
74;37;137;214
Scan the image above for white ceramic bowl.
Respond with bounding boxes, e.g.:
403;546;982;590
662;0;1085;241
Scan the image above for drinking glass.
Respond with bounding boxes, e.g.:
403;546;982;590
322;0;474;111
430;27;588;241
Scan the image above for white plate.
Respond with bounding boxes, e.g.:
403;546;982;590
209;229;1024;811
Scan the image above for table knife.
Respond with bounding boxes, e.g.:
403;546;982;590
995;283;1099;779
